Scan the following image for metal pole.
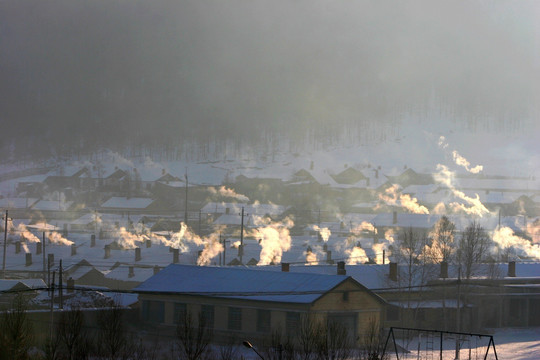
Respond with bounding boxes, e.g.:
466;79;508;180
2;210;7;278
184;169;188;225
43;232;46;282
240;207;244;264
59;259;63;310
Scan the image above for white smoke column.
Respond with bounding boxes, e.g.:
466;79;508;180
345;246;368;265
17;224;40;243
106;150;135;168
371;229;396;264
438;136;449;149
527;220;540;244
434;164;490;217
115;227;148;249
312;225;331;242
197;231;224;266
492;226;540;260
432;202;447;215
232;240;241;248
350;221;377;235
379;184;429;214
452;151;483;174
304;245;323;265
48;231;74;246
22;243;29;253
207;186;250;202
251;217;293;266
438;136;483;174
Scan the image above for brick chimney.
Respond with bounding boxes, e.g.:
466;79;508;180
104;244;111;259
326;250;333;264
281;263;290;272
91;234;96;247
36;242;42;255
71;244;76;256
135;247;141;262
48;253;54;267
389;262;398;281
146;239;152;248
337;261;346;275
173;248;179;263
440;261;448;279
15;241;21;254
153;265;160;275
508;261;516;277
25;253;32;266
128;266;135;278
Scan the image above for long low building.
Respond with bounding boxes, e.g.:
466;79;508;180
134;264;385;345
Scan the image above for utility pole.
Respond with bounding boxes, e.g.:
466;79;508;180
2;210;7;278
59;259;63;310
239;207;246;264
184;168;188;225
42;232;46;282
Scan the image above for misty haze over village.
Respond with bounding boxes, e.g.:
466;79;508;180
0;1;539;359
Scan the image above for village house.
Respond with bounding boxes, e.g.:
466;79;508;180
134;264;385;345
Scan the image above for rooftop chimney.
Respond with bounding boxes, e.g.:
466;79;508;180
48;253;54;267
153;265;160;275
15;241;21;254
91;234;96;247
389;262;398;281
36;242;42;255
326;250;333;264
128;266;135;278
237;244;244;257
440;261;448;279
173;248;179;263
392;211;398;225
146;239;152;248
63;223;68;237
135;247;141;262
281;263;290;272
25;253;32;266
337;261;346;275
104;245;111;259
71;244;76;256
508;261;516;277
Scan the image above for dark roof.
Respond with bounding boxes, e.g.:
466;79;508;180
134;264;351;304
331;167;367;185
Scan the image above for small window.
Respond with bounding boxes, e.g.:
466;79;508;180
257;309;271;333
228;307;242;331
201;305;215;329
286;312;301;336
141;300;165;323
342;291;349;301
174;303;187;324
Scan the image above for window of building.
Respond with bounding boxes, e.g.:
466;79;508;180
257;309;271;333
141;300;165;323
286;312;300;336
342;291;349;301
201;305;215;329
173;302;187;324
228;307;242;331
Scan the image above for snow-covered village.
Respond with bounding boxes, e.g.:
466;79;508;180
1;1;540;359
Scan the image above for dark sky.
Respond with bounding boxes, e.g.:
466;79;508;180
1;0;538;154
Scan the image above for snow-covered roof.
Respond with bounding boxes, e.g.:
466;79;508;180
0;280;30;292
135;264;350;303
201;202;287;216
105;265;156;283
0;197;39;209
213;214;261;226
454;178;540;192
101;197;154;209
32;200;74;211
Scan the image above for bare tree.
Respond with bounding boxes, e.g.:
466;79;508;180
297;315;321;360
427;216;456;263
0;294;32;360
458;221;490;279
313;320;353;360
57;306;89;360
96;301;128;360
175;310;213;360
263;328;296;360
358;317;386;360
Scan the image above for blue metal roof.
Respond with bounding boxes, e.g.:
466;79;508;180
134;264;349;304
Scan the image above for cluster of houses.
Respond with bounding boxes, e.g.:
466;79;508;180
0;162;539;346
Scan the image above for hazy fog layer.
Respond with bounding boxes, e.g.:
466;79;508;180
1;0;538;157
